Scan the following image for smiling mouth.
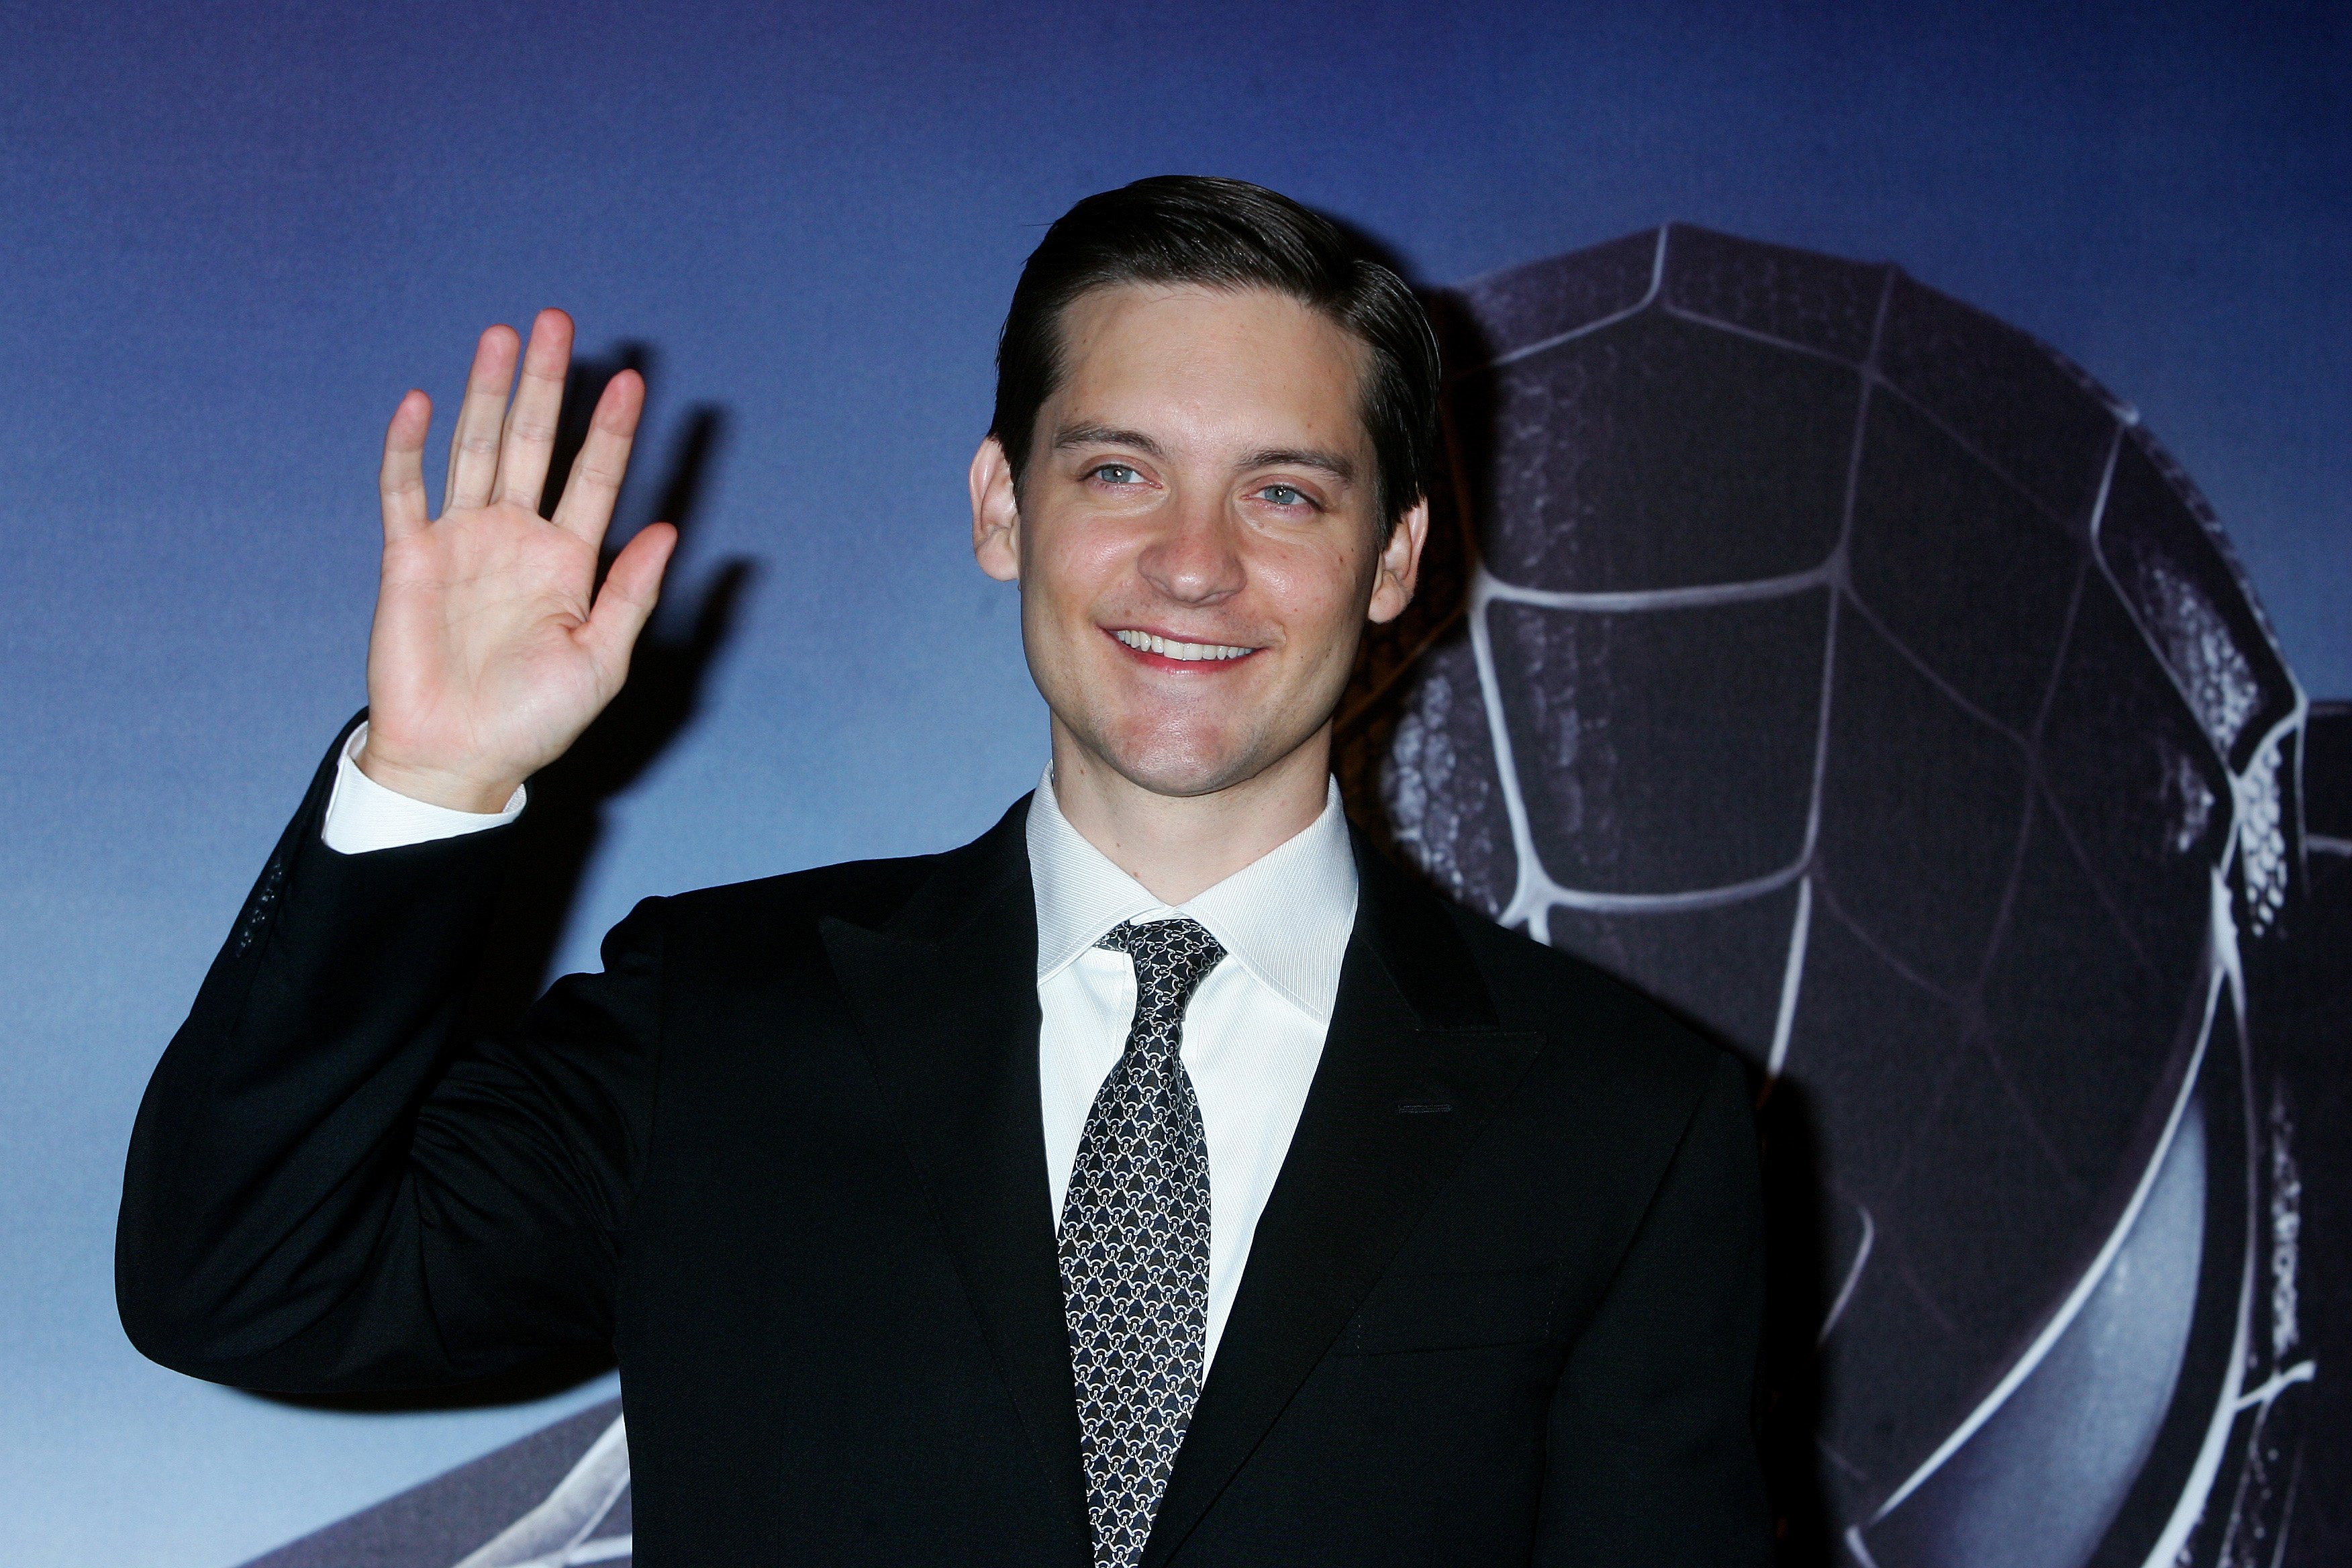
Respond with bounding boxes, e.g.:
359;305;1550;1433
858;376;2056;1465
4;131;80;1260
1110;628;1258;663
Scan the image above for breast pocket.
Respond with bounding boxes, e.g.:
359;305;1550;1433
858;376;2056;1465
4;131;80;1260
1338;1260;1565;1355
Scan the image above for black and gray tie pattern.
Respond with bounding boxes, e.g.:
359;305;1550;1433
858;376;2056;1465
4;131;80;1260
1060;917;1225;1568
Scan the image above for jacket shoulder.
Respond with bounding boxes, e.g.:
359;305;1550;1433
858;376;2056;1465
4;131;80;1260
1440;897;1745;1111
652;851;945;948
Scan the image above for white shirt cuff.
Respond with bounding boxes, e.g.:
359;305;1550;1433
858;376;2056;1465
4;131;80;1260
320;722;527;855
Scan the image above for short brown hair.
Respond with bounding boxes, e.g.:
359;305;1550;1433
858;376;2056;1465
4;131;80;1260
990;176;1440;528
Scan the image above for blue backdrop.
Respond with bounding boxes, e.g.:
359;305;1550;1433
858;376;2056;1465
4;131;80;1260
3;3;2345;1565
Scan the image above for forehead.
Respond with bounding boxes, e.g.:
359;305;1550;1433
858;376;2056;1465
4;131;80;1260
1048;283;1372;456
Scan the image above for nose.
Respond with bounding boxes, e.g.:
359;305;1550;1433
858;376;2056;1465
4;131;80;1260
1136;493;1245;607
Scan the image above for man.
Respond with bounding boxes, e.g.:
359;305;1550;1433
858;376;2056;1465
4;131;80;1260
118;177;1770;1566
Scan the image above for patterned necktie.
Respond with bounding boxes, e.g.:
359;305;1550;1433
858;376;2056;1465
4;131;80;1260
1059;917;1226;1568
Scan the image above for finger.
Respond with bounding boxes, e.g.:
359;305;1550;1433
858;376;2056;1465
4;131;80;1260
443;324;520;513
581;521;678;679
497;308;575;513
548;369;646;549
379;389;432;542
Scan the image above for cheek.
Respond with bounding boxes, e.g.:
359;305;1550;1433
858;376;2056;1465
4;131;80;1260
1024;527;1130;624
1257;540;1371;649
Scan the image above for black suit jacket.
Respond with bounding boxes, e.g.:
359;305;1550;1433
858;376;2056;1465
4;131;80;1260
119;721;1772;1566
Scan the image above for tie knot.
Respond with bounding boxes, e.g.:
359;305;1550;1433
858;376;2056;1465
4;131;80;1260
1097;918;1226;1017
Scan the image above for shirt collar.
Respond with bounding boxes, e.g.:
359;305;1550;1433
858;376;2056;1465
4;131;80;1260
1026;766;1360;1025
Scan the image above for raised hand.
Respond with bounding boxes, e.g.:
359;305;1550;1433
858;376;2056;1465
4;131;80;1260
358;311;678;812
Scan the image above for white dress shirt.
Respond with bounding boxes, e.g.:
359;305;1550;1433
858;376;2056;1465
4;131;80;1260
320;724;527;853
320;726;1359;1371
1026;767;1355;1369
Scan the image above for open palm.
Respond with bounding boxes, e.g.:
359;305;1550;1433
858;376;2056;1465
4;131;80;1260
360;311;677;812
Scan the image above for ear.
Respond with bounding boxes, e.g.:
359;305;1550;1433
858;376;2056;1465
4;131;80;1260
1365;497;1429;626
970;435;1022;583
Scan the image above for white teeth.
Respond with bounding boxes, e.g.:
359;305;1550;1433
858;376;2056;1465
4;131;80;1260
1115;629;1253;662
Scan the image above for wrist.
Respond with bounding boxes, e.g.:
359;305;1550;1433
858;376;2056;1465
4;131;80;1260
353;740;527;815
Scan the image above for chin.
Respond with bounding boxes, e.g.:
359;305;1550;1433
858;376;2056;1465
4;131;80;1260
1093;718;1273;800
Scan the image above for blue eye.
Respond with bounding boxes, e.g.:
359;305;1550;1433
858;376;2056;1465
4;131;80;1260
1090;463;1140;485
1257;483;1308;507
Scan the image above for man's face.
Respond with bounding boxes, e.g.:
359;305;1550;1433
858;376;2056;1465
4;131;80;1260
971;284;1426;799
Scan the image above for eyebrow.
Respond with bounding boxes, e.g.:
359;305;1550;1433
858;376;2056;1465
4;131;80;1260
1052;425;1360;485
1240;447;1358;483
1052;424;1167;459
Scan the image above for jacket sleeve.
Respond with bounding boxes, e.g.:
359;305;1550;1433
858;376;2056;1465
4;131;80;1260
115;719;663;1393
1533;1051;1775;1565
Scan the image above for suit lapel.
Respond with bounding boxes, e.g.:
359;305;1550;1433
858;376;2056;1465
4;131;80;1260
1142;835;1544;1568
818;805;1542;1568
819;799;1093;1563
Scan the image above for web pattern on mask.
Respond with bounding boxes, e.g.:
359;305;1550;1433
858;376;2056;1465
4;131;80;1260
1371;222;2314;1568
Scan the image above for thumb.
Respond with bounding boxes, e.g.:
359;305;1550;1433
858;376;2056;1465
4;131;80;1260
581;522;679;681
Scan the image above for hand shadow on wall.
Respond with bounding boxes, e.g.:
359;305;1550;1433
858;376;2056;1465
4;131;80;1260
256;346;752;1414
1331;259;1836;1565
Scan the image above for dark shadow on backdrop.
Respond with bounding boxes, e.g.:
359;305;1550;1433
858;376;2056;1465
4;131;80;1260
255;346;753;1415
462;346;754;1029
1327;230;1838;1563
1753;1081;1834;1567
